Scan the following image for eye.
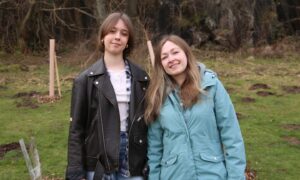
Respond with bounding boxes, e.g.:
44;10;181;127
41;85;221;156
161;55;167;61
109;28;116;33
121;30;129;36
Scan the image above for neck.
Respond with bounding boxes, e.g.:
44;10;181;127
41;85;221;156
173;74;186;87
104;53;125;71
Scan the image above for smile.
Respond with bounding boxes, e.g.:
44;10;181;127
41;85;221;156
111;43;121;46
169;62;180;69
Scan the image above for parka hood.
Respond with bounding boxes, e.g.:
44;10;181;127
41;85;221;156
198;62;217;89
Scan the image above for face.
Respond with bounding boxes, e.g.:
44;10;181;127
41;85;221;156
102;19;129;56
161;40;188;85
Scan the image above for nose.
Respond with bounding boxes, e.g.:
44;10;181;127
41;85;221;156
166;54;175;63
115;32;121;40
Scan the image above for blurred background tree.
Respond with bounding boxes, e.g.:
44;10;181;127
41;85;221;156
0;0;299;53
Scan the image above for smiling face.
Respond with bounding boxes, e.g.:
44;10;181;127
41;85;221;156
102;19;129;56
160;40;188;85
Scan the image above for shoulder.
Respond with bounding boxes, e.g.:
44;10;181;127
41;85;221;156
198;63;219;88
74;59;105;83
203;69;217;80
127;59;149;82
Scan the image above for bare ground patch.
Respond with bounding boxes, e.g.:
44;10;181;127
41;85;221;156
282;124;300;131
13;91;61;108
0;142;20;159
245;166;257;180
256;91;275;96
249;83;271;90
282;136;300;146
241;97;256;103
282;86;300;94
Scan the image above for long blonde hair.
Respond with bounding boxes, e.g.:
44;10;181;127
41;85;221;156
145;35;203;124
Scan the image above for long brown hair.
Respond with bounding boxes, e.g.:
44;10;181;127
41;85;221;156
145;35;203;124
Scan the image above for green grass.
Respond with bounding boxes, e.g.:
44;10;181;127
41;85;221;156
1;53;300;179
0;58;77;179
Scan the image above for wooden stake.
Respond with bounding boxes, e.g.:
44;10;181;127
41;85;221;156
54;53;62;97
147;40;155;67
140;21;154;67
49;39;55;97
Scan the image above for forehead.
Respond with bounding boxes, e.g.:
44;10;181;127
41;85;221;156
161;41;181;53
112;19;128;30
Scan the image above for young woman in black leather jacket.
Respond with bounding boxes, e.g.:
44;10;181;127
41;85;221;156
66;12;149;180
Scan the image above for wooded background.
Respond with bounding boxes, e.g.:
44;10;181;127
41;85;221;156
0;0;299;53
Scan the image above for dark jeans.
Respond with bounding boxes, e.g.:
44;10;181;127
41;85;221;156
87;132;142;180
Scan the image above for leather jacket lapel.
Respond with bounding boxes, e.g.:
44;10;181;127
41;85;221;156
88;58;118;108
93;74;118;108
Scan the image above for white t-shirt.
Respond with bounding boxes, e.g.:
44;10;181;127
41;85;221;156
108;69;131;131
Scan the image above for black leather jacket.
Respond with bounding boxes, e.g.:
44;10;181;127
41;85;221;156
66;59;149;180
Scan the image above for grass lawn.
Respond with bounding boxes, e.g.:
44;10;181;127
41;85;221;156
0;51;299;179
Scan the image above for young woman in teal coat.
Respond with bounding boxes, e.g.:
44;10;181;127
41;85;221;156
145;35;246;180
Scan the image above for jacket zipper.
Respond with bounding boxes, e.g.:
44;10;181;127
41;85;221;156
84;118;97;145
127;95;145;173
97;90;111;171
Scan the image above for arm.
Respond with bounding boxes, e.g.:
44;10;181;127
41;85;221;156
214;79;246;180
147;119;163;180
66;77;88;180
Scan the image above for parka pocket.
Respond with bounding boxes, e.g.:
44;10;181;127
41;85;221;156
199;153;225;163
196;152;227;178
160;155;178;167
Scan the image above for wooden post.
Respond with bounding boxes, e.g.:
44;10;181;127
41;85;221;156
19;138;42;180
147;40;155;67
49;39;55;97
54;53;62;97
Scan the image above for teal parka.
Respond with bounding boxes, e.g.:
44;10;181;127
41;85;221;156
147;64;246;180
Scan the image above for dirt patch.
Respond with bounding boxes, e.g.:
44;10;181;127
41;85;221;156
245;168;257;180
13;91;41;98
0;85;8;90
226;87;235;94
249;83;271;90
16;98;39;109
13;91;41;108
241;97;256;103
0;142;20;159
37;95;61;103
256;91;275;96
236;112;243;120
282;136;300;145
13;91;61;108
282;124;300;131
19;64;30;72
282;86;300;94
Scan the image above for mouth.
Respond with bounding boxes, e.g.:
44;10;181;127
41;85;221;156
111;43;122;47
169;62;180;69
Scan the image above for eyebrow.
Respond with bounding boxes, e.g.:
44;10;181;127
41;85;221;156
161;47;179;54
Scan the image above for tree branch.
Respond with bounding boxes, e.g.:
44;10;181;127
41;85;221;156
41;7;96;19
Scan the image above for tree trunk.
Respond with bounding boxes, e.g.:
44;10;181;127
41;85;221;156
126;0;138;17
95;0;106;23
